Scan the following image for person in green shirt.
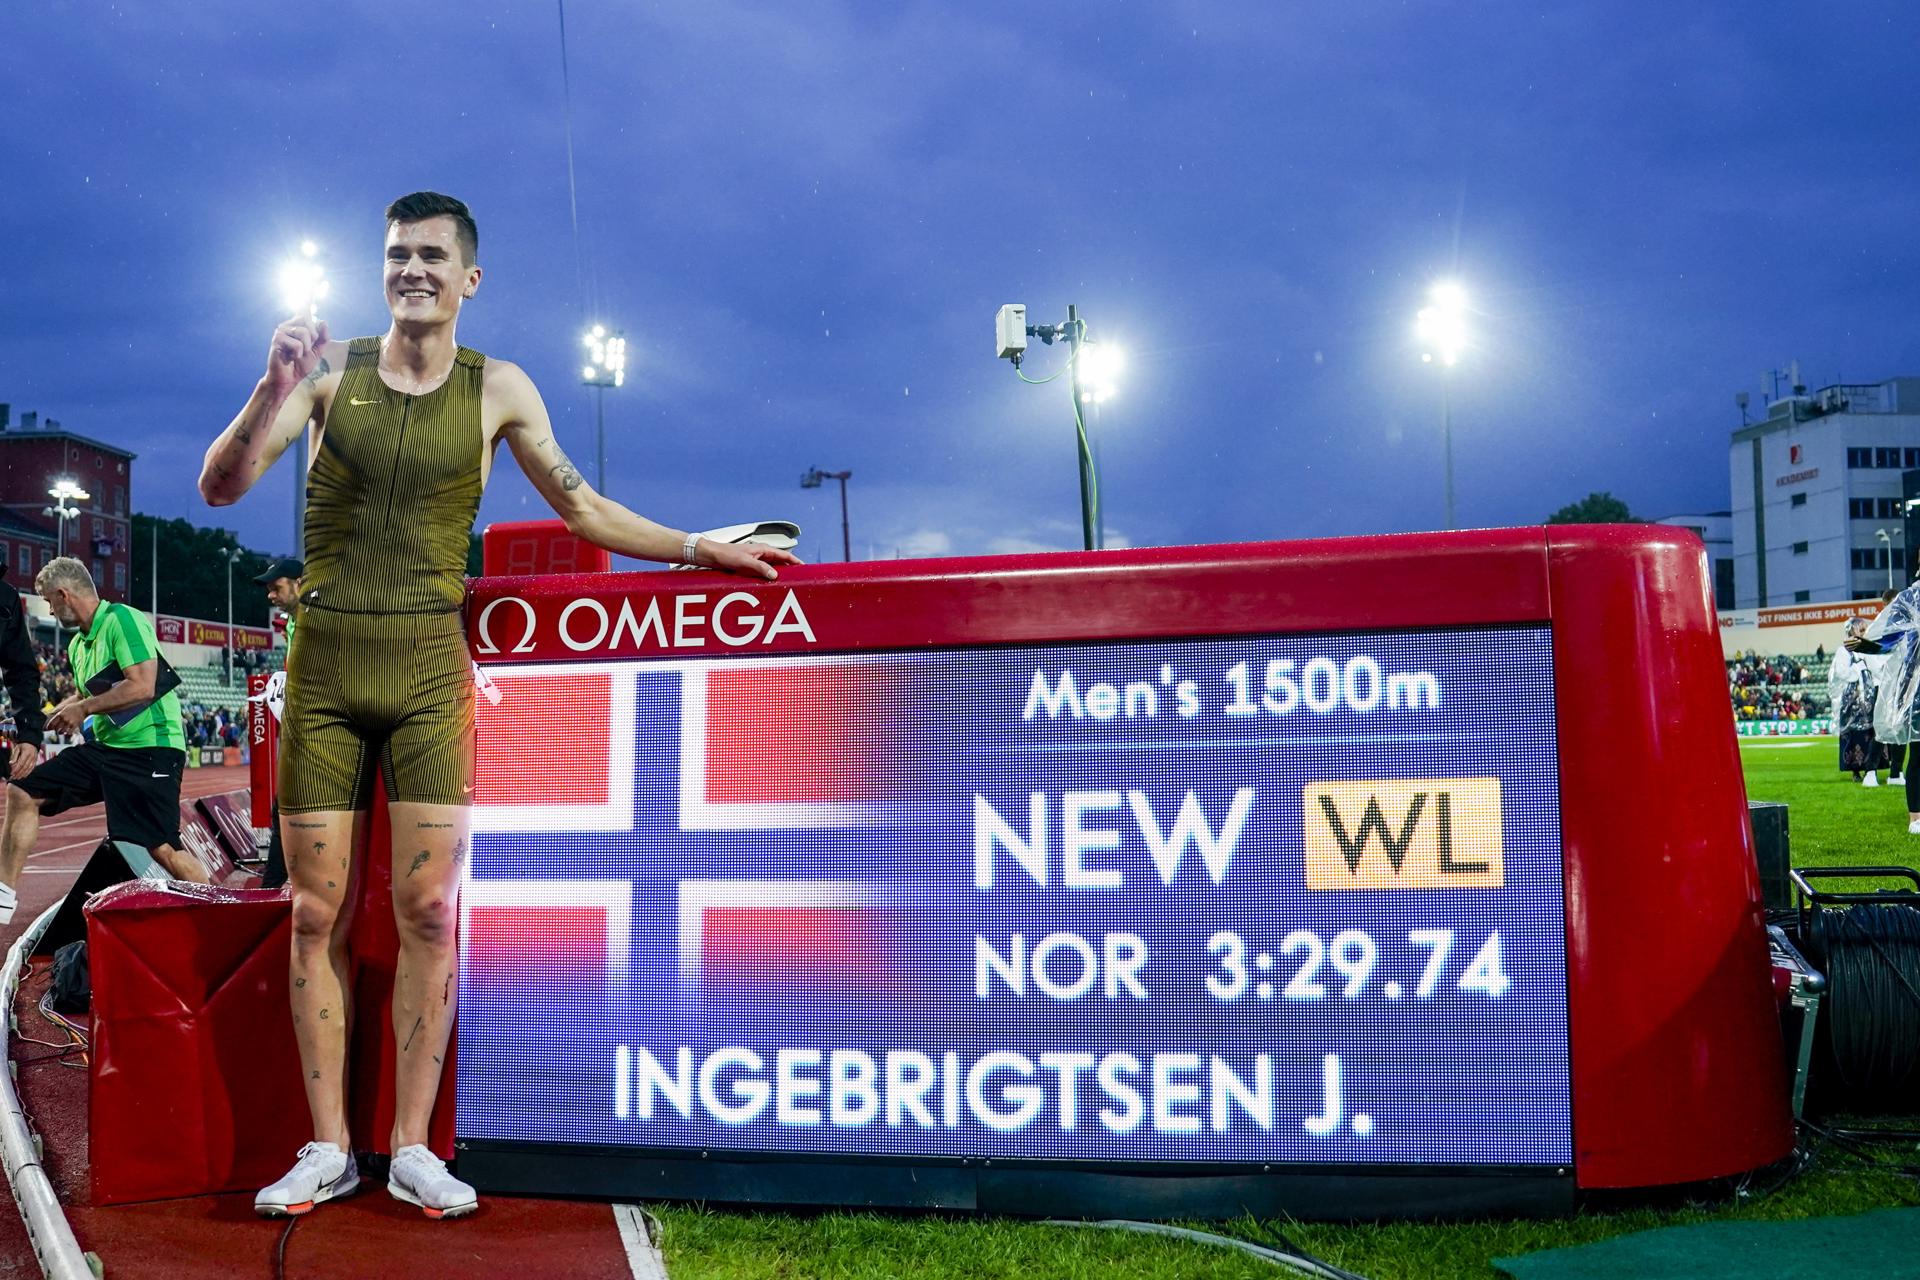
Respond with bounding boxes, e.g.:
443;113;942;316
2;558;208;885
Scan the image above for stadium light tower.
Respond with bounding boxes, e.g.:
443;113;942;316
996;303;1121;551
43;478;88;559
800;467;853;562
1417;281;1469;530
278;239;329;558
581;325;626;493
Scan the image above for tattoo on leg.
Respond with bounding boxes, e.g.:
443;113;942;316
408;849;430;877
319;1008;330;1020
311;1071;321;1080
417;822;455;830
294;977;307;988
443;974;452;1005
403;1016;424;1052
290;820;327;829
313;841;326;852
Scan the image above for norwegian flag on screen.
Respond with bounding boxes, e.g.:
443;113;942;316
462;658;911;1000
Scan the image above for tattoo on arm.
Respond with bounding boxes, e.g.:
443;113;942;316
547;446;584;492
301;356;331;390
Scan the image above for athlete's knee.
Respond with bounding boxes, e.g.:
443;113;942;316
6;784;38;816
394;892;456;948
290;886;346;944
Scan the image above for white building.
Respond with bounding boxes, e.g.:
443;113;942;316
1653;512;1733;607
1729;376;1920;607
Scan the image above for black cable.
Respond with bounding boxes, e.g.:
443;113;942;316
1810;903;1920;1109
272;1215;298;1280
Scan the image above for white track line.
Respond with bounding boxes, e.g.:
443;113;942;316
613;1204;669;1279
28;840;108;861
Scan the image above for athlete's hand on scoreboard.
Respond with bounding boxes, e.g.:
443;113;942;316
701;540;803;581
266;315;331;397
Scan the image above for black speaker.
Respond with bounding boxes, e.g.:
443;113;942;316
34;839;167;956
1749;800;1792;914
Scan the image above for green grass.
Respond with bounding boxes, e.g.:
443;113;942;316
652;739;1920;1279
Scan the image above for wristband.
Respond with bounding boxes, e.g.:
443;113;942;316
681;532;702;566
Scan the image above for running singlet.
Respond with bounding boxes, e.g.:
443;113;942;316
301;336;485;614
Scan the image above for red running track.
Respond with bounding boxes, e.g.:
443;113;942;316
1;765;641;1279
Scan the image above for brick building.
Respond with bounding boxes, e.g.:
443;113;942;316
0;405;135;600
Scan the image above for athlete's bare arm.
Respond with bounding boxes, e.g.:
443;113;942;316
487;361;799;580
201;317;344;507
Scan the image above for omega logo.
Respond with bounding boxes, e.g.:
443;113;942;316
473;590;816;655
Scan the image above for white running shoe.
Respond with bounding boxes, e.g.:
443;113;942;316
387;1144;478;1219
255;1141;358;1216
1864;773;1881;787
0;881;15;927
1908;818;1920;835
1894;775;1907;785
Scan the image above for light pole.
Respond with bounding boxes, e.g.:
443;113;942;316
224;546;243;687
801;468;853;561
1878;527;1902;592
43;478;88;560
42;478;88;651
997;303;1121;551
1417;282;1468;530
279;240;328;559
581;325;626;493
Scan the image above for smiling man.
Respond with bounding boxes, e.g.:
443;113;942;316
199;191;797;1221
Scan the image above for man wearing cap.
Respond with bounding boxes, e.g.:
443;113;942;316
253;557;303;890
0;561;48;925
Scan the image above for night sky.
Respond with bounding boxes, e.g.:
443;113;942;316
4;3;1916;566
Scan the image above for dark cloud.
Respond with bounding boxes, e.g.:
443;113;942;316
3;1;1917;556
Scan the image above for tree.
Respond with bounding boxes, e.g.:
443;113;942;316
129;514;277;626
1546;492;1639;525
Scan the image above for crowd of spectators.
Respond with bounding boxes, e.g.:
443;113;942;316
184;704;242;748
1727;650;1830;721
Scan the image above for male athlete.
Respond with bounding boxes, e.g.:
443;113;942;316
200;192;796;1219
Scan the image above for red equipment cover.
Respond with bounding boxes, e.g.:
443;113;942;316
86;882;308;1205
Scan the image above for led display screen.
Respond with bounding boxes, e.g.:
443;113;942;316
457;626;1570;1167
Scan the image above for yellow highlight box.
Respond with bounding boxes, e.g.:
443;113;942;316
1303;778;1504;890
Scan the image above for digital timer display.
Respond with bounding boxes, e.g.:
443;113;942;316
456;626;1570;1167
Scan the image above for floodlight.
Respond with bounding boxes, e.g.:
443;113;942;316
1416;281;1468;367
1077;342;1124;404
583;327;626;389
278;241;329;320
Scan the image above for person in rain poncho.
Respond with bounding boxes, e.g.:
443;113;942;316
1830;619;1888;784
1855;585;1920;831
